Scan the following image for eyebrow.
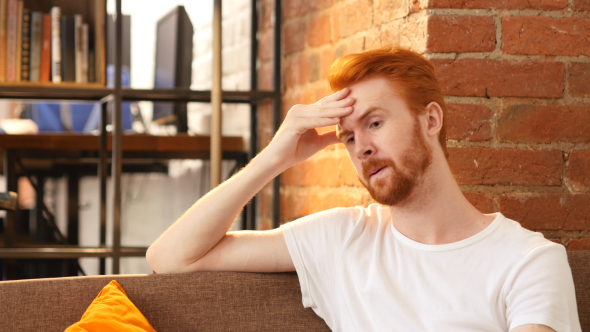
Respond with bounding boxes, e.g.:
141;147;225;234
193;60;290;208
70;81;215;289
337;107;384;140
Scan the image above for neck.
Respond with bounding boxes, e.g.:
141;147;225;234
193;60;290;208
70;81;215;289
387;158;493;245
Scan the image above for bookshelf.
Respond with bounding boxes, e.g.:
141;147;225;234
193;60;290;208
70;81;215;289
0;0;282;278
0;0;106;86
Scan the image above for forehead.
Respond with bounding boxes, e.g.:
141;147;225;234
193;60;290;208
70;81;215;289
348;76;401;103
337;77;410;134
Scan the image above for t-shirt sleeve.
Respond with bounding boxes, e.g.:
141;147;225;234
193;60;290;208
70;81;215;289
280;206;362;325
505;243;582;332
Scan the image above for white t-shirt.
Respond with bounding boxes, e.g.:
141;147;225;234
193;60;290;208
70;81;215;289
281;204;581;332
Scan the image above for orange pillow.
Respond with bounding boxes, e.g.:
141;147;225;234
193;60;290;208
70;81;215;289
65;280;157;332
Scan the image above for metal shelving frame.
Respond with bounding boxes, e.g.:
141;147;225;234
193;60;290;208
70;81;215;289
0;0;282;275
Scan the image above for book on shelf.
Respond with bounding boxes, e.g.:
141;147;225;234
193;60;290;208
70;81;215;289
29;10;41;82
14;0;21;82
81;23;88;83
50;6;60;83
20;7;30;81
74;14;84;83
39;13;50;82
87;49;95;83
0;0;7;82
5;0;17;82
60;15;74;82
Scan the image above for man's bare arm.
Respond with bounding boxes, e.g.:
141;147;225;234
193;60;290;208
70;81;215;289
146;89;354;274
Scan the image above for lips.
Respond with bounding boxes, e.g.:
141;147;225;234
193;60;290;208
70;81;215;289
370;167;385;177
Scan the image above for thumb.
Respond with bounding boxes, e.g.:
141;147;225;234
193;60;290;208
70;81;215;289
319;130;342;149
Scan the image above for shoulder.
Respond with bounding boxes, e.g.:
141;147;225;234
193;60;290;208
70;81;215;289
280;204;385;241
494;214;564;258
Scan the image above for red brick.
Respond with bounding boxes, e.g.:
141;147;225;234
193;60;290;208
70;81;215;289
429;0;567;10
308;14;331;47
427;16;495;53
446;104;492;141
258;30;273;62
313;83;334;103
498;193;590;230
281;189;310;222
309;0;334;11
283;20;306;55
374;0;409;26
309;53;321;82
300;89;316;105
282;0;312;21
569;150;590;192
307;189;364;214
497;104;590;143
364;33;382;51
338;151;362;186
259;188;273;230
258;0;274;30
503;17;590;56
568;62;590;98
574;0;590;10
258;61;273;90
285;53;309;88
283;187;364;222
567;238;590;250
433;59;565;98
256;102;273;152
321;48;336;79
447;147;563;186
381;21;400;47
348;36;366;54
285;56;298;89
331;8;343;42
463;192;494;213
345;0;373;36
282;153;341;187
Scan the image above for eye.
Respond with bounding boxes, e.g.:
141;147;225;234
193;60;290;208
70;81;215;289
347;136;355;144
370;121;382;128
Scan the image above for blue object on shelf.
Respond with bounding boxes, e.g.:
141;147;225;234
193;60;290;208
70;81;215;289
30;103;63;132
26;65;133;133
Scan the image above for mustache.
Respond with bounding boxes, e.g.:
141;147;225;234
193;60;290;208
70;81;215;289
361;158;396;181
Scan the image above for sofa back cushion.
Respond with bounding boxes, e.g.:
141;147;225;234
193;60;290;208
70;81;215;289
0;251;588;331
0;272;330;331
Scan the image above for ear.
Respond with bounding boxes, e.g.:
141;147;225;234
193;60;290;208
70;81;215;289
424;102;443;138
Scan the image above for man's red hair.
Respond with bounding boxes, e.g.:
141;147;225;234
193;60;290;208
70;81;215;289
328;47;448;158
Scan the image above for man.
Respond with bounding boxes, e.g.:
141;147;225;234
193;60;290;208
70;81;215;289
146;47;581;331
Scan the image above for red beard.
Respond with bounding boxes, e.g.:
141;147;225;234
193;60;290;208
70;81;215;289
360;120;432;206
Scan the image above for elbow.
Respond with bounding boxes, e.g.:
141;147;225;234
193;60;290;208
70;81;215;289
146;245;162;274
146;244;194;274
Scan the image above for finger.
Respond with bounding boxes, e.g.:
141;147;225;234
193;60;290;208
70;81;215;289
298;106;353;119
319;130;342;149
311;96;354;109
316;87;350;104
296;117;341;133
295;97;353;115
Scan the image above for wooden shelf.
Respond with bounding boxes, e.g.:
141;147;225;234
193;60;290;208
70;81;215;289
0;85;112;100
0;86;278;103
0;133;246;152
122;88;279;103
0;247;147;259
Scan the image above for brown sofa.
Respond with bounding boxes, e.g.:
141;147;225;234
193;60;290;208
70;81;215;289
0;251;588;332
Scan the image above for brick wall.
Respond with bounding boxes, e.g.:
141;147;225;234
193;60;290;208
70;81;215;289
257;0;590;249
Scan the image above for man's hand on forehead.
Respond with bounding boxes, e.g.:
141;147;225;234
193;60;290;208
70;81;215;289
263;88;354;169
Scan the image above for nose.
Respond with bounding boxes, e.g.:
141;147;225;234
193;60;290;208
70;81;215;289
354;133;375;160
